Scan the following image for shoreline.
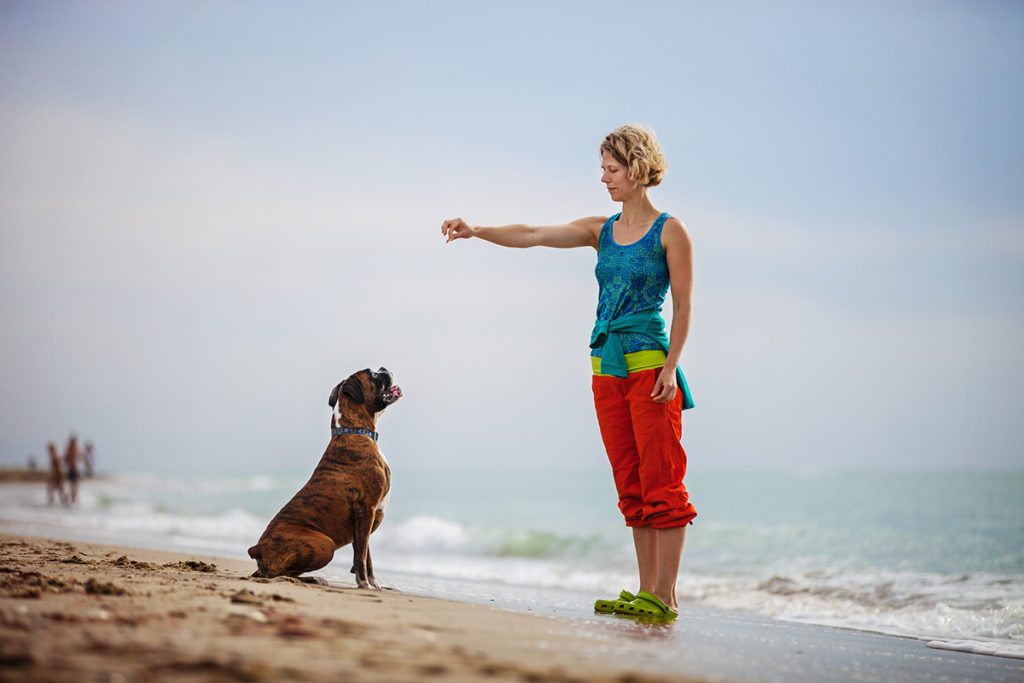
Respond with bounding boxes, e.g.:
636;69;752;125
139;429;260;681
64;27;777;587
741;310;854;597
2;533;1022;682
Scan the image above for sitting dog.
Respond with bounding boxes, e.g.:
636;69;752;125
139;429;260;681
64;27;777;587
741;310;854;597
248;367;402;588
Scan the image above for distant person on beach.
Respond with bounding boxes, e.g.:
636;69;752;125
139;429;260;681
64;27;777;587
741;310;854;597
46;442;67;506
441;125;696;621
84;441;95;478
63;435;83;504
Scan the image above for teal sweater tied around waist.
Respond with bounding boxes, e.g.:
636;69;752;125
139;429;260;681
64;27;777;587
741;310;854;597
590;309;695;410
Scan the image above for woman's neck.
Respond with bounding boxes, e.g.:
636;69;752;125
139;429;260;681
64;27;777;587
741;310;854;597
618;190;659;227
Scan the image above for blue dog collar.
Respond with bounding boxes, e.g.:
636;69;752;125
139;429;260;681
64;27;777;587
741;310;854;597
332;426;379;441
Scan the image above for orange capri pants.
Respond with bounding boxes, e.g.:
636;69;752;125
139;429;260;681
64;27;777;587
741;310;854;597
592;368;697;528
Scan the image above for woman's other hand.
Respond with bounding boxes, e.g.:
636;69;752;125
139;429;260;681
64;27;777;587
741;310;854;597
651;366;678;403
441;217;475;243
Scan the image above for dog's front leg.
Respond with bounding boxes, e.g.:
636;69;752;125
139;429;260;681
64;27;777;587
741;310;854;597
365;545;380;590
350;505;374;589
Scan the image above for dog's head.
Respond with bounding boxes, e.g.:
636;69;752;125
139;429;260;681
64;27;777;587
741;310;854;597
328;368;402;423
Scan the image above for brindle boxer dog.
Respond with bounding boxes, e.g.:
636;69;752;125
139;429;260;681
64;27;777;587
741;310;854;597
248;368;402;588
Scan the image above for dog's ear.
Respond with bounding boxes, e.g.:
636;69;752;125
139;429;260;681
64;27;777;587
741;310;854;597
328;383;341;408
341;376;365;404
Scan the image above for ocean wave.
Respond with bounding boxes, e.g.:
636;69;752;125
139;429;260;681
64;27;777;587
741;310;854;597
677;568;1024;656
0;478;268;551
101;506;266;543
373;515;623;562
99;472;288;494
375;516;469;552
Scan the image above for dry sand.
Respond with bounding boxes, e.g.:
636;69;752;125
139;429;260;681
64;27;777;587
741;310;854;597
0;534;705;682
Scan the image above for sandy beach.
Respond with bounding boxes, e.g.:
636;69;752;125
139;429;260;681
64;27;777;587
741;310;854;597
0;534;701;683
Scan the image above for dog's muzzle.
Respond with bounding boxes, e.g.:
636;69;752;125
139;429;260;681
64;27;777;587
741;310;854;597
373;367;403;405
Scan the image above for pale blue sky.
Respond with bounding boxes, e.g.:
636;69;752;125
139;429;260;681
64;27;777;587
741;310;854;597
1;1;1022;473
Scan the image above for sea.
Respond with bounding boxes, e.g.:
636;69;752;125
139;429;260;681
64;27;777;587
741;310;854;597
2;466;1022;661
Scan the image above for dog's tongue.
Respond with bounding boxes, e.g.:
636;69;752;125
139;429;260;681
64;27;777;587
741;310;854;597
386;385;403;401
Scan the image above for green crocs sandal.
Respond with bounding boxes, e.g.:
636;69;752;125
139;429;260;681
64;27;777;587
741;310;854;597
594;589;636;613
613;591;679;620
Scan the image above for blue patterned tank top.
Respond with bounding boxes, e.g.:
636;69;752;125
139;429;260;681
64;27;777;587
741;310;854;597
591;212;671;358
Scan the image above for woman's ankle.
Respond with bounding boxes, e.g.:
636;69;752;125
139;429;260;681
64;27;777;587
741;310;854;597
649;587;677;610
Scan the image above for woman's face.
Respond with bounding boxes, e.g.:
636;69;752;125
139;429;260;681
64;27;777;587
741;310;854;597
601;151;634;202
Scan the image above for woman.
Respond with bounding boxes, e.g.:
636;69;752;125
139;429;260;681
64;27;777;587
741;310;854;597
46;441;67;506
64;434;82;504
441;124;696;621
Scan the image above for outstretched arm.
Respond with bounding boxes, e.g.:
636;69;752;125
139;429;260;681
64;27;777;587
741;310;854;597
441;216;604;250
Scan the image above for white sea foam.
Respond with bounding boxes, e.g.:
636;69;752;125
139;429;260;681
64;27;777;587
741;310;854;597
927;639;1024;660
101;506;265;542
0;477;268;556
670;565;1024;647
377;515;469;552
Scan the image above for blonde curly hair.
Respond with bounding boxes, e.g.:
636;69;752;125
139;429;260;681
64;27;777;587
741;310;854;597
599;124;668;188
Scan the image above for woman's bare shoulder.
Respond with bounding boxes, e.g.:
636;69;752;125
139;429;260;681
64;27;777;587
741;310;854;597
573;215;610;227
571;215;610;235
661;216;691;248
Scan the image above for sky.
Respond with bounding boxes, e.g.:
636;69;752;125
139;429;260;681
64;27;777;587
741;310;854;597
1;1;1022;474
